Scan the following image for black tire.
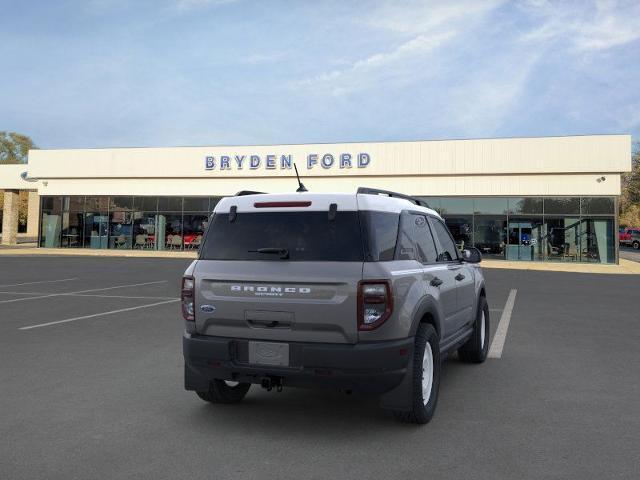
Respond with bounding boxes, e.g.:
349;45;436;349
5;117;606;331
196;380;251;404
633;241;640;250
458;296;489;363
393;323;440;424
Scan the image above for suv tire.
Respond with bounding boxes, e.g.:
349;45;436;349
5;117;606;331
394;323;440;424
196;380;251;404
458;296;489;363
633;241;640;250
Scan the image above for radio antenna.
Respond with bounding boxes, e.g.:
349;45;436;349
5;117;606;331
294;163;308;192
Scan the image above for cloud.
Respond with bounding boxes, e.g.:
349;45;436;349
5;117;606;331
297;31;456;95
519;0;640;51
369;0;505;35
440;52;542;136
297;0;506;96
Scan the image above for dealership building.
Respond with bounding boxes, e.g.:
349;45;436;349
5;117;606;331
0;134;631;263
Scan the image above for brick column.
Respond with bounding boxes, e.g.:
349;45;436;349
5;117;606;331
1;189;20;245
26;190;40;238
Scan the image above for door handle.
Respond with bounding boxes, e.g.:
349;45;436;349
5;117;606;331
455;273;465;281
430;277;443;287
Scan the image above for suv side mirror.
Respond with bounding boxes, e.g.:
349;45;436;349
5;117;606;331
462;247;482;263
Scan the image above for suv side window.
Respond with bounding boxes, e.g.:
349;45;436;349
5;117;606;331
394;212;438;263
412;214;438;263
395;212;417;260
430;217;459;262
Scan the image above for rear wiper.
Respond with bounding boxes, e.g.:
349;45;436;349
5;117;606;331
248;247;290;259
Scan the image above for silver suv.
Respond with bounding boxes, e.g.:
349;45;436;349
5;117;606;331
182;188;489;424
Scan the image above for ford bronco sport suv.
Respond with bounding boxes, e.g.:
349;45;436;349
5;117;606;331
182;188;489;424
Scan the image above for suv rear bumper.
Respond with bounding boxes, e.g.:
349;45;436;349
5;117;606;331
183;333;414;394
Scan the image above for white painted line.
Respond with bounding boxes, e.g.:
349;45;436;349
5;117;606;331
0;280;168;305
19;299;180;330
0;278;78;288
488;289;518;359
64;294;179;300
0;291;177;300
0;291;42;296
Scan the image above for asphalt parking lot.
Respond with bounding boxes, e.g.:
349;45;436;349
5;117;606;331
1;256;639;479
620;245;640;263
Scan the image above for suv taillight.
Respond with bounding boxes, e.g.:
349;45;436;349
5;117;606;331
358;280;393;331
181;276;195;322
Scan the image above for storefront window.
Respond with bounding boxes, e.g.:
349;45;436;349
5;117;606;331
508;197;542;215
109;211;132;249
61;196;84;248
474;216;507;259
40;196;63;247
109;196;133;211
156;213;183;250
580;197;614;215
580;218;614;263
443;216;473;250
439;198;473;215
183;214;209;250
507;218;544;261
37;195;615;263
474;198;508;215
544;197;580;215
83;196;109;249
134;196;158;211
544;217;581;261
158;197;183;212
133;212;157;249
183;197;209;212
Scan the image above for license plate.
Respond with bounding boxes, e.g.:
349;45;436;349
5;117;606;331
248;341;289;367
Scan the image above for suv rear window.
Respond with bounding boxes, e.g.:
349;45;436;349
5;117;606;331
200;211;364;261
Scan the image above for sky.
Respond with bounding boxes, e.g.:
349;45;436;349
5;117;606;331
1;0;639;149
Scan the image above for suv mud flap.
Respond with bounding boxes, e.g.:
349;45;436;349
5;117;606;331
378;353;415;412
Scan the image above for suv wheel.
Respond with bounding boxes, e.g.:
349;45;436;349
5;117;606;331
394;323;440;424
633;241;640;250
196;379;251;404
458;296;490;363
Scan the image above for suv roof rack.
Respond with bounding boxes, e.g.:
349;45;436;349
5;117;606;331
357;187;430;208
235;190;266;196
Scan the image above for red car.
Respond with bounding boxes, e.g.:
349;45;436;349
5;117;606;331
620;227;640;249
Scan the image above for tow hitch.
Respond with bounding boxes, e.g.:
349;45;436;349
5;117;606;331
260;376;284;392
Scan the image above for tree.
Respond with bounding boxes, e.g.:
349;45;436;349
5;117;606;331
620;142;640;227
0;131;36;164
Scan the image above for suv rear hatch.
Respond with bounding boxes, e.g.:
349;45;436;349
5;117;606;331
194;195;363;344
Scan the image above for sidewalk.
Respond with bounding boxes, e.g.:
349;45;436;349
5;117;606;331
482;258;640;274
0;246;638;273
0;246;197;259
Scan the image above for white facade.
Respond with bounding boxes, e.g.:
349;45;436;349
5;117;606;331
6;134;630;197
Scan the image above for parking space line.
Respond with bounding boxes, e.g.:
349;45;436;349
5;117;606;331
0;278;79;288
19;299;180;330
64;293;179;300
0;291;42;296
488;289;518;359
0;281;168;305
0;291;177;300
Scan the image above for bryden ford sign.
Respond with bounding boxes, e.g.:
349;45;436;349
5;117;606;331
205;153;371;171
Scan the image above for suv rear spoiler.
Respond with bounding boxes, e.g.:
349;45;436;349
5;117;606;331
357;187;430;208
235;190;267;196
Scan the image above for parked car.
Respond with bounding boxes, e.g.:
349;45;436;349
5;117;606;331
182;188;489;424
620;227;640;249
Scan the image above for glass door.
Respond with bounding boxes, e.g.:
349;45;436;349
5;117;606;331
507;221;542;261
85;214;109;249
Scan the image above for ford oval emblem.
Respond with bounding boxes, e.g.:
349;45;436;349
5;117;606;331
200;304;216;313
